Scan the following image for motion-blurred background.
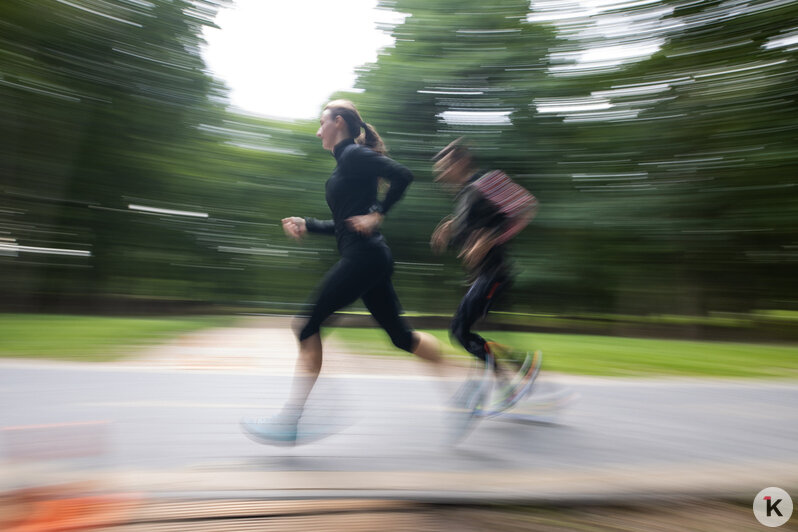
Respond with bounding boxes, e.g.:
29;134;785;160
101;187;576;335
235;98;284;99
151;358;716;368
2;0;797;331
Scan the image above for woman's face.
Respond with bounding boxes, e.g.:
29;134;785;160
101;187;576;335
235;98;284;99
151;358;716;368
316;109;344;151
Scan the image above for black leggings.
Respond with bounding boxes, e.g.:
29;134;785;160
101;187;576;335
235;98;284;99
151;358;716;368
450;272;509;367
295;246;415;353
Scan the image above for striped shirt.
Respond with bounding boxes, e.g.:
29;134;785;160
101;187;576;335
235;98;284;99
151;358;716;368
472;170;537;245
450;170;537;280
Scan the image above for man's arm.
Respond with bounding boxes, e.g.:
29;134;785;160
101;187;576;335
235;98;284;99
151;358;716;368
457;172;537;266
430;216;454;254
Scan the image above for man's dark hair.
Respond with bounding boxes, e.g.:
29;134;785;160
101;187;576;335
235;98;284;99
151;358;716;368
432;137;472;163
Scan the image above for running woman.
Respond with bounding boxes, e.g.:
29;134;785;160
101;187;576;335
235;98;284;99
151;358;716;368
242;100;441;445
431;138;540;409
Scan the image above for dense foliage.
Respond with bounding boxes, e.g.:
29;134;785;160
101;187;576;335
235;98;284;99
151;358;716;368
2;0;796;317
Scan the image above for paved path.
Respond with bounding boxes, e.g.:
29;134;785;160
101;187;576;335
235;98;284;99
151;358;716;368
124;317;460;377
1;321;797;505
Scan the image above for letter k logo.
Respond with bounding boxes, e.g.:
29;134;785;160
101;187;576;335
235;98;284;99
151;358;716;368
765;496;783;517
754;487;792;526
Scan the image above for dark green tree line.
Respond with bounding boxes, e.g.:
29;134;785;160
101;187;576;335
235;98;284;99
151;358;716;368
1;0;796;318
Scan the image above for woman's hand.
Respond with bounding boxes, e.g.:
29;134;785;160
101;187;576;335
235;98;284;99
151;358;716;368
282;217;307;240
346;212;383;236
430;218;453;254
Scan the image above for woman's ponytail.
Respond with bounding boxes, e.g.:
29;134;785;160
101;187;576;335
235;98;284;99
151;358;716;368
359;122;386;155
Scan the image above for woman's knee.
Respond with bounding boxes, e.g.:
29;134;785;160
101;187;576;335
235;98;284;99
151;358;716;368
387;328;414;353
293;315;319;342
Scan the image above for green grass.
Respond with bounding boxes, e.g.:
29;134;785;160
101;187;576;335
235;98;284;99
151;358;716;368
4;314;797;377
329;327;798;378
0;314;234;362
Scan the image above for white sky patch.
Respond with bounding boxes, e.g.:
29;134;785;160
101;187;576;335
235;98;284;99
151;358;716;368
535;80;673;120
764;31;798;50
202;1;405;120
530;0;666;26
437;110;513;126
564;109;640;122
593;82;671;97
418;89;486;95
0;242;91;257
576;40;663;63
549;39;665;75
536;97;612;113
530;0;677;76
128;204;209;218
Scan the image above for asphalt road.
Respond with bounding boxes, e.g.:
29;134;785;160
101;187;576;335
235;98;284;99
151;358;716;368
1;359;797;501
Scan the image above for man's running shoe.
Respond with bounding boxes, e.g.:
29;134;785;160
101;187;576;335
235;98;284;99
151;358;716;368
446;356;493;443
490;349;542;412
240;415;298;447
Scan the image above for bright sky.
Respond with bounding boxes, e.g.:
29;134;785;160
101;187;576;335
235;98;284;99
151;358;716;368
202;0;401;121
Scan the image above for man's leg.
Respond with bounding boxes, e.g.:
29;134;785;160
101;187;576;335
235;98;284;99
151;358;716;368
450;274;508;370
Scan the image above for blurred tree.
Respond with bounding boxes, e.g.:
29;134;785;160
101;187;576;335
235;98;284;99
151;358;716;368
522;0;798;314
350;0;798;315
1;0;796;318
344;0;562;312
1;0;230;308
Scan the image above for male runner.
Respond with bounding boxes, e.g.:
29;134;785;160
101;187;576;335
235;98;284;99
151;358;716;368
431;138;541;410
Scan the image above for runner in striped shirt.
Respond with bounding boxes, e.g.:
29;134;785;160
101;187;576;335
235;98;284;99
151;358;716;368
431;138;541;409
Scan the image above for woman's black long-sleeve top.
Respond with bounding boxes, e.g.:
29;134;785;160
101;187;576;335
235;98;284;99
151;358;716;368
304;138;413;255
